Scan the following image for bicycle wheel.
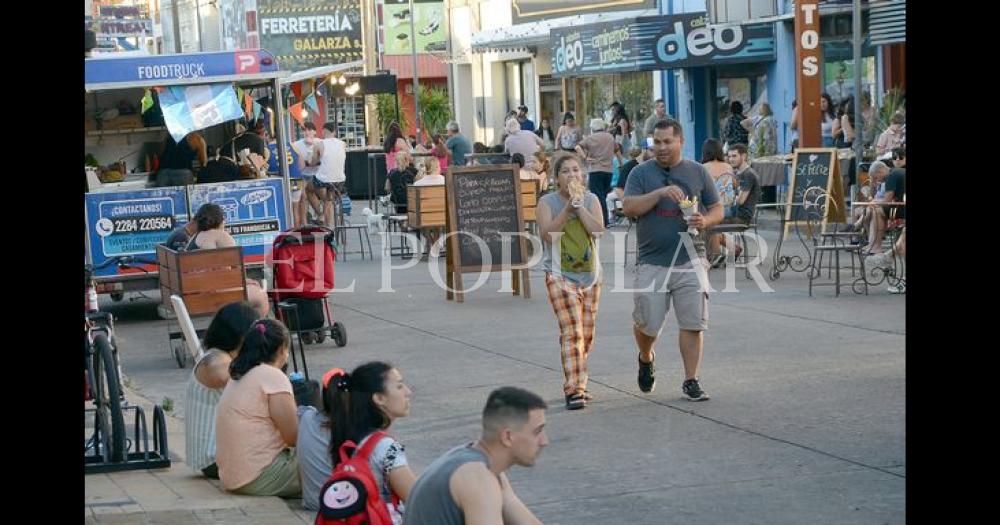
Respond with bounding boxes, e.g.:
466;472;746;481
92;333;127;462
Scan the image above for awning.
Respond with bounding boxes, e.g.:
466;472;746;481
279;60;365;85
470;8;657;53
869;0;905;46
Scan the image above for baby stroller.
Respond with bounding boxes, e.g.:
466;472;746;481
268;226;347;349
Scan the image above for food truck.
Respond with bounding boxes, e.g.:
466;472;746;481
84;50;293;313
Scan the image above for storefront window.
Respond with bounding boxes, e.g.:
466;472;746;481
567;71;652;139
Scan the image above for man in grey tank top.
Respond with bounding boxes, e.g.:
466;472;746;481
403;387;548;525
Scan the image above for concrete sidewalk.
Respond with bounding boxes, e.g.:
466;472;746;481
85;385;312;525
89;217;905;524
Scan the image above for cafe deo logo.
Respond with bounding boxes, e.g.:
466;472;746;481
656;15;746;63
553;33;585;73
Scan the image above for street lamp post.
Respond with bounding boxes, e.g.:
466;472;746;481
409;0;422;145
852;0;864;167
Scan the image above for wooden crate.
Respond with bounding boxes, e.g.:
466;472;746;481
407;185;446;228
156;244;248;318
520;179;539;222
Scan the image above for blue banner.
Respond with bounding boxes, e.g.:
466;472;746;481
85;50;280;86
187;178;289;262
159;83;245;142
551;12;775;78
86;188;189;278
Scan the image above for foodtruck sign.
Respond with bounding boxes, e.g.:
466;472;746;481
85;50;280;88
86;188;189;277
186;178;289;263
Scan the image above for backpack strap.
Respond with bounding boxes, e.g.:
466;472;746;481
353;430;388;462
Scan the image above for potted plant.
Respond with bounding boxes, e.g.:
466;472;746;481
418;86;452;138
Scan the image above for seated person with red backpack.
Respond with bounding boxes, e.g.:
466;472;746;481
308;362;417;523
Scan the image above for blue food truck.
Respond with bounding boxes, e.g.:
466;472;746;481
85;50;294;314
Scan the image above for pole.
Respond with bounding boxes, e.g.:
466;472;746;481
273;78;293;225
852;0;864;166
409;0;422;144
794;0;822;148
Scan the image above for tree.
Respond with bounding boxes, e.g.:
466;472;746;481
418;86;452;139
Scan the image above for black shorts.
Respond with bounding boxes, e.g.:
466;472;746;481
313;180;346;194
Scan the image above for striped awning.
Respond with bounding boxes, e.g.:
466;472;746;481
869;0;906;45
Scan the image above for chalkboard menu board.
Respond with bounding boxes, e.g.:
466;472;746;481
786;148;844;224
446;165;526;270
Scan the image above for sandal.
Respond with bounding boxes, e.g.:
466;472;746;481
565;393;586;410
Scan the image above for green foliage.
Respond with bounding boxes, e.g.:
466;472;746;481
418;85;452;138
374;93;407;138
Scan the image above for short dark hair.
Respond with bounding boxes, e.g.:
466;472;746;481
728;143;748;156
194;203;225;231
303;121;317;131
203;301;259;352
510;152;525;168
655;98;665;105
323;122;337;133
701;138;725;163
652;118;684;139
730;101;744;114
891;147;906;160
482;387;547;437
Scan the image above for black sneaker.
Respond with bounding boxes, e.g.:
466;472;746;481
565;393;586;410
682;379;710;401
710;253;726;268
637;357;656;393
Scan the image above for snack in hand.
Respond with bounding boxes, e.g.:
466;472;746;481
568;179;586;207
678;196;699;235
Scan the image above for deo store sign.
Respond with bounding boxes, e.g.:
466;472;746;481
550;12;775;78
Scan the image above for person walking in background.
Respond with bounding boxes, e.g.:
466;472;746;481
743;102;778;159
575;118;616;227
516;105;536;132
609;101;633;154
504;118;545;172
722;101;749;148
384;122;411;173
643;99;669;143
555;112;582;152
445;121;472;167
820;93;837;147
536;118;556;151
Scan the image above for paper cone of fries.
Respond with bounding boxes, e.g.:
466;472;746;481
678;195;699;236
568;179;586;208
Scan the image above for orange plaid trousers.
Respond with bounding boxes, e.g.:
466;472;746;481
545;272;602;396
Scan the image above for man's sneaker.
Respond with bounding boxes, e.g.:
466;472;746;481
637;356;656;393
565;393;586;410
864;251;894;270
710;253;726;269
682;379;710;401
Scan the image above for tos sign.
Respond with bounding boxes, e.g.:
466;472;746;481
798;3;820;76
795;1;822;148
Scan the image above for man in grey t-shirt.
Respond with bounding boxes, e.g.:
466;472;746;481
642;98;670;141
622;119;723;402
445;121;472;167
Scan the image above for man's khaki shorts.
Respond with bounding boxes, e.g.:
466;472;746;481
632;261;709;336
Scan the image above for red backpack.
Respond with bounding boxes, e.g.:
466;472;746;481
316;431;399;525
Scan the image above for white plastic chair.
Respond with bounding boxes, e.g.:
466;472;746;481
169;295;204;363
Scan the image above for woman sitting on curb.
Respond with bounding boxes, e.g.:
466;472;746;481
297;361;416;518
215;319;300;497
184;301;259;479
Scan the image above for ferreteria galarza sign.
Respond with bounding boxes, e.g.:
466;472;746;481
258;0;363;72
551;11;775;77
